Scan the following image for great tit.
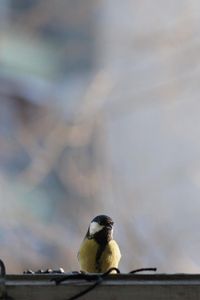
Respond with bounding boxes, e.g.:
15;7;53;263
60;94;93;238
78;215;121;273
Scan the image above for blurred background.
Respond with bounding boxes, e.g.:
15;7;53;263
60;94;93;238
1;0;200;274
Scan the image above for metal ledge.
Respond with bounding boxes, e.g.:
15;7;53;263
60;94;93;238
2;274;200;300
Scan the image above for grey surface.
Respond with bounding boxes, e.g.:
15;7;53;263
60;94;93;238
4;274;200;300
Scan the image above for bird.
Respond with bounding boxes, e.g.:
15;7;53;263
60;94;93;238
78;215;121;273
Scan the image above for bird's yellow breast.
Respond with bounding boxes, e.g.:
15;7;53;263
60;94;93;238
78;238;121;273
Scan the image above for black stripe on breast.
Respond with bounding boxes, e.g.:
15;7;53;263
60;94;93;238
94;227;112;272
95;243;107;272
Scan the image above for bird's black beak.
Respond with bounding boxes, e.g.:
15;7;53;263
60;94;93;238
106;224;113;230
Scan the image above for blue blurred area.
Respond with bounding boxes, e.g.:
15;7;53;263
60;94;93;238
0;0;101;273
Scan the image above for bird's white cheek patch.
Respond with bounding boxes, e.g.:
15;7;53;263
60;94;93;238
89;222;104;235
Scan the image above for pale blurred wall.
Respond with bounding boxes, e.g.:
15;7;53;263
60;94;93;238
96;0;200;272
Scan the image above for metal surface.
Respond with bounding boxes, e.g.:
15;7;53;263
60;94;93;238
3;273;200;300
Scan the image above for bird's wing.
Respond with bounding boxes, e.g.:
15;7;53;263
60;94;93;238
78;238;98;273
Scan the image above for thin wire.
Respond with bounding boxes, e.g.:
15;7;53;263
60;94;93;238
129;267;157;274
0;259;6;277
52;267;156;300
52;268;120;300
65;279;102;300
0;259;14;300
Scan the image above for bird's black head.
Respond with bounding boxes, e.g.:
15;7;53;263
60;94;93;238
87;215;114;244
92;215;114;229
